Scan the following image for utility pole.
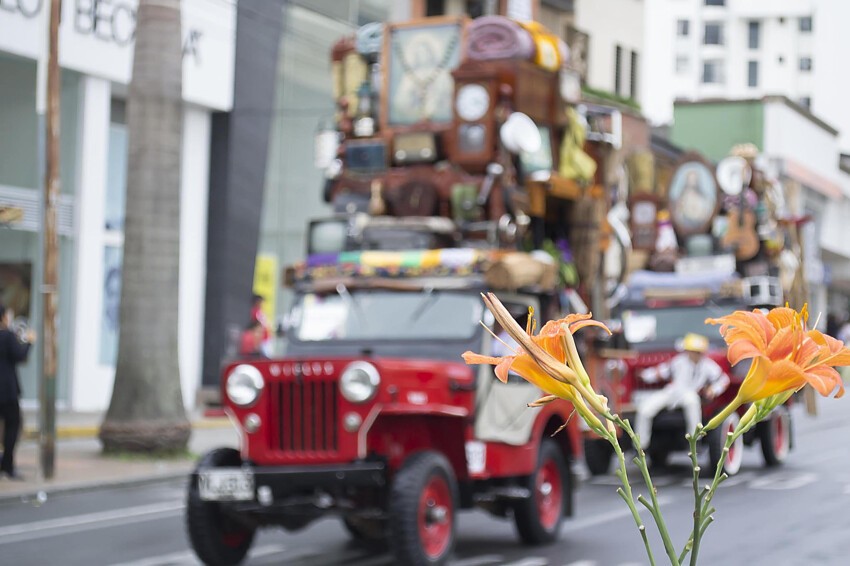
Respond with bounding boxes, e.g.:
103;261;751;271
40;0;62;480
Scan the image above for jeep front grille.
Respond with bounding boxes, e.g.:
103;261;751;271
271;379;339;454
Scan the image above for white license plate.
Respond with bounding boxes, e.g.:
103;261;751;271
198;469;255;501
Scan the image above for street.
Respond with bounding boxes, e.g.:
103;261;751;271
0;395;847;566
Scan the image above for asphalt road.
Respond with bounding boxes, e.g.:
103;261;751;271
0;395;847;566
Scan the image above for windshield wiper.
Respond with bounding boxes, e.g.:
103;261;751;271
336;283;367;329
408;285;438;324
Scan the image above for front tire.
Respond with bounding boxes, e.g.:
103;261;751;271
388;451;458;566
185;448;256;566
513;439;568;545
584;438;613;476
707;411;744;476
759;405;792;466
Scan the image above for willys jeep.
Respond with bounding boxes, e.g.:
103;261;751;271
185;244;582;566
584;270;793;477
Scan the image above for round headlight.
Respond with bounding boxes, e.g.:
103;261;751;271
226;365;264;407
340;361;380;403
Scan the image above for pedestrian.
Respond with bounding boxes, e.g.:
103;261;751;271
0;303;36;480
635;332;730;449
239;320;268;358
250;294;272;357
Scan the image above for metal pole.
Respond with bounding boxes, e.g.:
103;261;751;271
40;0;61;480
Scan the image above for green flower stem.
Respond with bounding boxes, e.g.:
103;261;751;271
680;428;705;565
690;427;739;565
614;416;680;566
607;429;657;566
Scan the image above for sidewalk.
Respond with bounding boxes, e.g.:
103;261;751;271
0;411;239;503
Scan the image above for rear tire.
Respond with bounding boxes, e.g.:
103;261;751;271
759;405;792;466
388;451;457;566
513;439;568;545
185;448;256;566
584;438;613;476
707;412;744;476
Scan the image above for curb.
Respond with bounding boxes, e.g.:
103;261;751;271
22;417;232;441
0;471;191;506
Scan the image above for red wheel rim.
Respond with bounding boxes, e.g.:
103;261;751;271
536;456;563;531
418;475;453;559
222;531;249;548
773;413;787;456
724;417;743;474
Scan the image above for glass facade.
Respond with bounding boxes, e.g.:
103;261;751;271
0;54;79;403
257;1;391;350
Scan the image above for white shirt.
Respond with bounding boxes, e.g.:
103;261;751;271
641;352;729;400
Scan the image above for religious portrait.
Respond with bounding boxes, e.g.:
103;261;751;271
667;161;718;235
384;18;465;126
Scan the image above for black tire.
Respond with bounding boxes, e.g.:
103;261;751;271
759;405;792;466
342;515;387;547
186;448;256;566
584;438;614;476
513;439;568;545
707;412;744;476
387;451;458;566
647;447;670;469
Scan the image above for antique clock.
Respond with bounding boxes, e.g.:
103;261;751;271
449;70;498;171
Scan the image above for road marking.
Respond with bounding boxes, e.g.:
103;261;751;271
498;559;548;566
562;496;673;532
0;501;184;545
452;556;506;566
564;561;597;566
749;472;817;490
110;544;285;566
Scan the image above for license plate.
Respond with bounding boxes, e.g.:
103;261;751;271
198;469;255;501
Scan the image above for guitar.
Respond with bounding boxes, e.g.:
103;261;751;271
721;192;759;261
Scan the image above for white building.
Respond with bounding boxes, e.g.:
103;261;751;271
575;0;645;103
0;1;235;412
643;0;850;151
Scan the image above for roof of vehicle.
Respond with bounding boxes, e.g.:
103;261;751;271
621;269;746;306
285;247;560;294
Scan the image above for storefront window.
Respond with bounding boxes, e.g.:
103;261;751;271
106;100;128;230
100;245;123;365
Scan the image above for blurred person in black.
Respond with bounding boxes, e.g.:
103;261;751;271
0;303;36;480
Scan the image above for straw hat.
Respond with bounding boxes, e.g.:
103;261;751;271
681;332;709;353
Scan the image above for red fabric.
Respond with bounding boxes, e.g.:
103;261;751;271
250;304;270;341
239;329;261;356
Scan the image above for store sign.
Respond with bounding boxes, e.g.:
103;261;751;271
0;0;42;18
0;0;235;110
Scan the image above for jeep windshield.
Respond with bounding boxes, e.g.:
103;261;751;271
288;288;483;343
621;303;740;351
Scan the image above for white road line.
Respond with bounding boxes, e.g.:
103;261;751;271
563;561;597;566
562;496;673;532
0;502;184;545
498;558;548;566
110;544;285;566
452;556;506;566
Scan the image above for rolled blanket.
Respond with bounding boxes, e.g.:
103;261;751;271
466;15;535;61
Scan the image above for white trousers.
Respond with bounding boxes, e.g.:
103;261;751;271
635;388;702;449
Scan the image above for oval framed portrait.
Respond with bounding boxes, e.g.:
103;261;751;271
667;156;718;236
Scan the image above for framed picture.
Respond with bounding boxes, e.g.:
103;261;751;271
667;156;719;236
580;103;622;149
382;17;466;127
630;194;658;251
519;126;554;177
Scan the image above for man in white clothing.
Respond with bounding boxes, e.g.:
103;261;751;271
635;333;730;449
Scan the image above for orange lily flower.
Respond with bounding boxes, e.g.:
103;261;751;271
463;293;611;431
705;305;849;422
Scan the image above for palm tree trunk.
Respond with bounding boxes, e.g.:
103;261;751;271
100;0;190;452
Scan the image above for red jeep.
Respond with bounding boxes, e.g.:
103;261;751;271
584;270;793;477
185;248;581;566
